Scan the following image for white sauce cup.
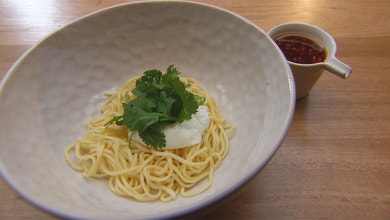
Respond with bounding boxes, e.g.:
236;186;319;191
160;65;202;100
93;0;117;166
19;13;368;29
268;22;352;99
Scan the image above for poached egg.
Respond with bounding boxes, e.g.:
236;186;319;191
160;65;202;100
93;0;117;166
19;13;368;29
132;105;210;149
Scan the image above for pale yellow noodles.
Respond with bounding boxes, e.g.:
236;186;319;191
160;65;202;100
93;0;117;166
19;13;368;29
64;76;234;202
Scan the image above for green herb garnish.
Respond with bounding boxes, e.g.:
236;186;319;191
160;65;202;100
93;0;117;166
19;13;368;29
106;65;205;149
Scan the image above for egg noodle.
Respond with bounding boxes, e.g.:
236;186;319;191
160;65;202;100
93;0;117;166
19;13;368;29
64;75;234;202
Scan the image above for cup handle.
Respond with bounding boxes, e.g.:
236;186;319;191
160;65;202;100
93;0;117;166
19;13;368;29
323;57;352;79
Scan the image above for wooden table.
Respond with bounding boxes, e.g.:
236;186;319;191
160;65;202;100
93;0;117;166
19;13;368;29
1;0;389;219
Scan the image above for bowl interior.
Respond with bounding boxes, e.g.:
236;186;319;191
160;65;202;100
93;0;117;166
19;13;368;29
0;1;295;219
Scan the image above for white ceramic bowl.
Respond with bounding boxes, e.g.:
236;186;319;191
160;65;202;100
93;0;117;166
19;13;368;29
0;1;295;219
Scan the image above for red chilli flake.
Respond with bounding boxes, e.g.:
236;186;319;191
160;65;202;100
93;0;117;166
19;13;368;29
275;35;326;64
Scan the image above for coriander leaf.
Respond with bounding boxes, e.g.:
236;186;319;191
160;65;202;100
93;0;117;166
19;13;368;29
132;69;162;98
139;124;166;148
163;74;198;122
155;91;176;122
166;64;180;79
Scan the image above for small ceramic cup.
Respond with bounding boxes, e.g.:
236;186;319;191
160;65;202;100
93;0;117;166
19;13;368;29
268;22;352;99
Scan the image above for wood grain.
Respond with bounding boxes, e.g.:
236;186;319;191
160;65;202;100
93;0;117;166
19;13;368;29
1;0;389;219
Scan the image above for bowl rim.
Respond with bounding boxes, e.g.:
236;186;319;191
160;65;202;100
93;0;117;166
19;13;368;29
0;1;296;219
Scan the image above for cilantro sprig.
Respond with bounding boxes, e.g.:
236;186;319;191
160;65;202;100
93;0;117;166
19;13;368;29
106;65;205;149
